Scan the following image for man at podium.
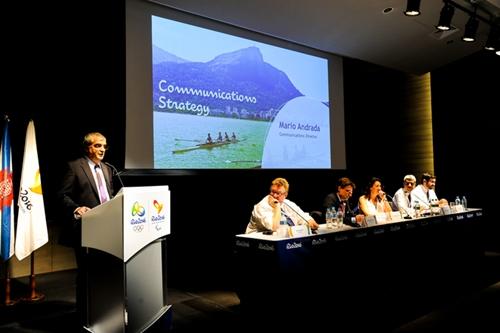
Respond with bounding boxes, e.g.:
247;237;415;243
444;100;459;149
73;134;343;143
58;131;115;326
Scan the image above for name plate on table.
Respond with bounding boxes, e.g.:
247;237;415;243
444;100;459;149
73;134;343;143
290;224;309;237
375;213;387;223
365;215;377;226
389;211;402;221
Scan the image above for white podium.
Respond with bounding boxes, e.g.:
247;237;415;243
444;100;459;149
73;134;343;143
82;186;171;333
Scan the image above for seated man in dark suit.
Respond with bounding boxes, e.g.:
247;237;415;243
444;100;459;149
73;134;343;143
323;177;364;227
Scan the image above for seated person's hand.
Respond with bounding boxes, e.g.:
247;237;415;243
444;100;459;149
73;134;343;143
438;198;448;207
355;214;365;226
268;195;279;208
308;219;319;230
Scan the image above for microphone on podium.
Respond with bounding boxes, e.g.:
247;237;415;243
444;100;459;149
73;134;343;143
104;162;125;189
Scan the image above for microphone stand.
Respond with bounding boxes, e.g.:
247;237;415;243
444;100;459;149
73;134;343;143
386;194;412;219
104;162;125;189
282;201;312;235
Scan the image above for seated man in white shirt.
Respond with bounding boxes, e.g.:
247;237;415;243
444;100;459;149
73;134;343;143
411;173;447;211
392;174;416;213
246;177;319;233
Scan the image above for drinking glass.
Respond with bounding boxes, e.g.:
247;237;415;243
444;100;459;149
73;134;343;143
449;201;456;213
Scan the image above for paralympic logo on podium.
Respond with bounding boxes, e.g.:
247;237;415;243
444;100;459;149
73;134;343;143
151;199;167;231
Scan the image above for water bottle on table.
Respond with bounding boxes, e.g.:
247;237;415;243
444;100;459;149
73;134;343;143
326;207;334;229
461;196;467;211
337;209;344;228
414;200;421;218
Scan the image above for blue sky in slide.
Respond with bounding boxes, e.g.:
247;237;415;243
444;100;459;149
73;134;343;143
152;16;329;102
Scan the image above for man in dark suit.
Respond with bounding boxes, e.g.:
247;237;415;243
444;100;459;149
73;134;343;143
323;177;364;227
58;132;114;329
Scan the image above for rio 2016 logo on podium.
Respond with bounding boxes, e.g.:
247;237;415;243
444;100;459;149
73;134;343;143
81;185;171;262
123;186;171;261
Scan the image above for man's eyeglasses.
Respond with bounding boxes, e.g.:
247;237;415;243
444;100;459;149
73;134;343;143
405;182;415;186
270;190;287;196
92;143;109;150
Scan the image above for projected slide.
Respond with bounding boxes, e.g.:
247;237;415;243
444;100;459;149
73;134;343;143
152;15;330;169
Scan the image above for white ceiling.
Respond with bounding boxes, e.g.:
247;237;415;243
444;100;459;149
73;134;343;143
151;0;500;74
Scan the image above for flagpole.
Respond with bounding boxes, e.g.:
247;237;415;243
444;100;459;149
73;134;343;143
14;119;48;302
3;260;16;306
25;252;45;302
1;115;17;306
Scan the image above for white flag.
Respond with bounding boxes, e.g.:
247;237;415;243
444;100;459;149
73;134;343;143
15;120;48;260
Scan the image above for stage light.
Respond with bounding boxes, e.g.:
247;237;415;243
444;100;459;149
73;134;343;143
404;0;421;16
462;15;479;42
437;2;455;31
404;0;500;52
484;26;498;50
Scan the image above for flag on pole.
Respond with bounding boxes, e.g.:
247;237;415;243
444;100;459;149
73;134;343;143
15;120;48;261
0;119;15;261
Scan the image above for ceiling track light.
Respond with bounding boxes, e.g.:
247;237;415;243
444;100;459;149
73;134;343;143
406;0;500;52
404;0;421;17
462;9;479;42
437;2;455;31
484;26;499;50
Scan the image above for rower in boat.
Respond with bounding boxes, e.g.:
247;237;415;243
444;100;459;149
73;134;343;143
206;133;213;144
172;136;240;154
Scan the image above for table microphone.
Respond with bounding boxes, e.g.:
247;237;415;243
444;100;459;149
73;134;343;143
104;162;125;189
385;194;412;219
282;201;313;235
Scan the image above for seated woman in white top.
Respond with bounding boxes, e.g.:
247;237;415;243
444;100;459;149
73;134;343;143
358;177;393;216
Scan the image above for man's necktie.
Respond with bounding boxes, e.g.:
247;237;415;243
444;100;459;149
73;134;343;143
94;165;109;204
339;201;346;215
281;208;294;226
408;193;411;205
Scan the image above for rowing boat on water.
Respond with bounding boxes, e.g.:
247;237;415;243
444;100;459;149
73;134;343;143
172;140;239;154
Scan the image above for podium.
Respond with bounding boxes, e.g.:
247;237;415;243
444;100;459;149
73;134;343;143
82;186;171;333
